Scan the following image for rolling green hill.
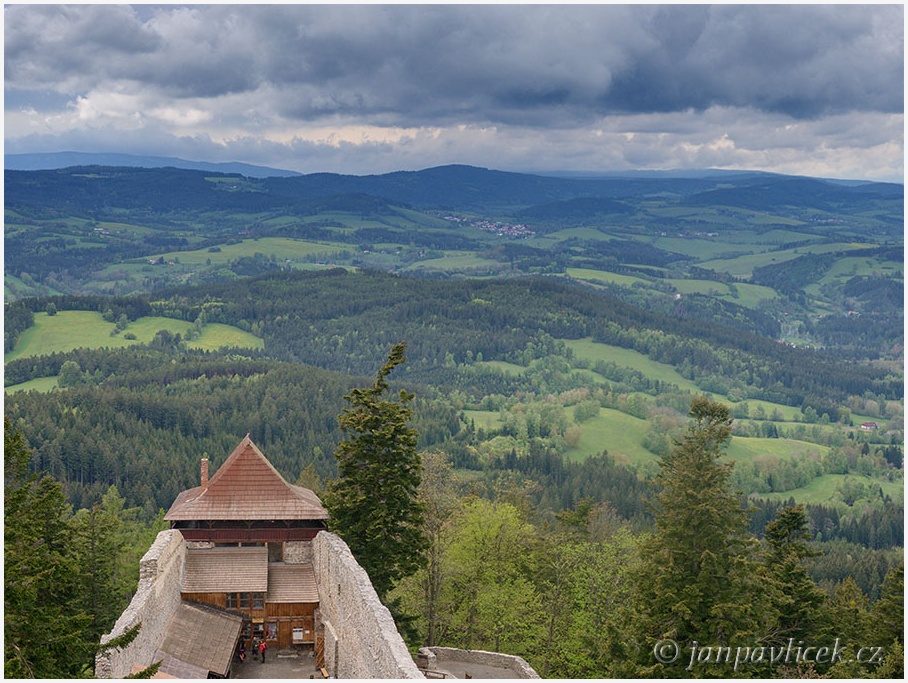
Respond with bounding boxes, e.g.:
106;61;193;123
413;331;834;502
6;165;901;361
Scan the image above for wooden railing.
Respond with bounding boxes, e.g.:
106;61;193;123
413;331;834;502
176;527;322;542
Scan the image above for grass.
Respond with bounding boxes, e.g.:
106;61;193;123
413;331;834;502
145;237;349;266
758;473;903;506
725;436;828;465
667;279;732;296
187;323;264;351
727;399;803;421
722;282;781;308
564;407;654;464
5;376;59;394
700;242;874;279
649;236;743;260
565;267;649;287
563;338;701;392
5;311;262;361
463;409;504;430
402;252;501;271
476;360;528;376
6;311;135;361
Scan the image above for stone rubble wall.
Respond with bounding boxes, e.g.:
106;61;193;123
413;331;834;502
95;530;186;679
283;539;313;563
423;646;541;678
312;531;423;679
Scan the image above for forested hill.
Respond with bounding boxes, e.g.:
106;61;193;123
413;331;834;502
6;164;902;215
8;270;900;409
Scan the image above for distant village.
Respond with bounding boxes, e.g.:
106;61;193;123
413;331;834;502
441;213;536;238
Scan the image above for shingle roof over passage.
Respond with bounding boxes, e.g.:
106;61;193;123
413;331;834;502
183;547;268;593
164;435;329;521
157;603;243;677
267;563;319;603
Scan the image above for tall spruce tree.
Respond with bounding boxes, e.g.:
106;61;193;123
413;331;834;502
4;418;94;678
324;342;427;601
763;505;825;643
635;397;766;676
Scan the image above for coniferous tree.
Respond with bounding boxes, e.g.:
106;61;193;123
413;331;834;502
869;562;904;678
324;342;428;601
635;397;766;676
4;418;94;678
763;505;826;643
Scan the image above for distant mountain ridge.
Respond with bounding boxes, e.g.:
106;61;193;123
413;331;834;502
5;161;902;217
4;151;302;178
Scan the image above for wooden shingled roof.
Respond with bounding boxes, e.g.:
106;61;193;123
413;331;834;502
156;603;243;678
267;563;319;603
164;435;328;522
183;547;269;593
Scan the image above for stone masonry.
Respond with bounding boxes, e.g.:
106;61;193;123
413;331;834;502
283;539;313;564
312;531;423;678
96;530;186;679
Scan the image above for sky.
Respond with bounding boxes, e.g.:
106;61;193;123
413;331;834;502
4;3;904;181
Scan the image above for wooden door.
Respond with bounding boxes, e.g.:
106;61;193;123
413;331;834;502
278;621;292;647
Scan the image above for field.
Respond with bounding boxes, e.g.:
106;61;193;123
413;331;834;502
725;436;828;464
402;252;502;272
188;323;264;351
5;311;262;361
699;242;875;279
758;473;904;506
564;407;653;464
463;409;504;431
144;237;350;266
5;376;59;394
565;267;649;287
563;338;701;392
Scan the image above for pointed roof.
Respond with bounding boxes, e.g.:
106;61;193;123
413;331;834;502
164;435;328;521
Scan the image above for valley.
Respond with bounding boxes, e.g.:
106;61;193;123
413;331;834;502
4;164;903;677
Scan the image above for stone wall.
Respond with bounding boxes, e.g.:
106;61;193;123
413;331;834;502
423;646;540;678
312;531;423;679
283;539;313;564
95;530;186;679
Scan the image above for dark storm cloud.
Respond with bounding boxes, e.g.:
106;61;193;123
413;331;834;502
605;5;903;118
5;4;902;124
4;4;160;87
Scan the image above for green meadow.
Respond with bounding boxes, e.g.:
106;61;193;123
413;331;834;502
403;252;502;271
565;267;649;287
722;282;780;308
146;237;349;266
725;436;828;465
6;311;262;362
758;473;903;506
563;338;701;392
187;323;264;351
5;376;59;394
727;399;803;421
700;242;874;279
564;407;653;464
463;409;504;431
667;278;733;296
649;236;743;260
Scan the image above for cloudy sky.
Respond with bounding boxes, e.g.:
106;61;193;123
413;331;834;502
4;3;904;181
